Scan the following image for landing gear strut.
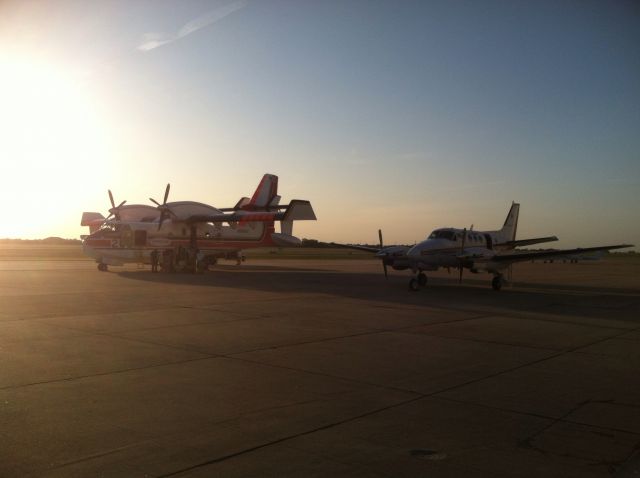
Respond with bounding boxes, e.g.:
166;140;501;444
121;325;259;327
491;274;503;291
97;263;108;272
409;272;428;291
418;272;427;286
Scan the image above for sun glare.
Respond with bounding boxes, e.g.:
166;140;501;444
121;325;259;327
0;54;108;238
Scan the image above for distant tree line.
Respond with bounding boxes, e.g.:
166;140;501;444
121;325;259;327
301;239;334;248
301;238;381;248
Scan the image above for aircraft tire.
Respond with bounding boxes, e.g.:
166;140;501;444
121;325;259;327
97;263;107;272
409;278;420;291
418;272;427;286
491;276;502;291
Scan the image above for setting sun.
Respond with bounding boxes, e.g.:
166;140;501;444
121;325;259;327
0;53;108;237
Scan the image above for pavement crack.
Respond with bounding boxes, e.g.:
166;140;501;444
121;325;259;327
0;356;217;391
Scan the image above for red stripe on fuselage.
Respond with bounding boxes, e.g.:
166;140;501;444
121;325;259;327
84;224;277;250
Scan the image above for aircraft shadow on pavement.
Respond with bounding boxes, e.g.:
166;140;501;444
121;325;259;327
117;268;640;322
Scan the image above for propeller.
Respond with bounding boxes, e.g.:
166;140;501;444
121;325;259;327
378;229;388;279
458;227;467;284
106;190;126;221
150;183;173;230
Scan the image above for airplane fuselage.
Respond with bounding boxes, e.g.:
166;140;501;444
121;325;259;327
82;219;299;267
385;227;513;273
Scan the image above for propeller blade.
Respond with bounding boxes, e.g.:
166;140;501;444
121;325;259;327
108;190;115;209
163;183;170;205
377;230;387;279
117;200;126;208
150;198;161;207
458;227;467;284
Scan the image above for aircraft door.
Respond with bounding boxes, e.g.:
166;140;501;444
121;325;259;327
121;225;134;248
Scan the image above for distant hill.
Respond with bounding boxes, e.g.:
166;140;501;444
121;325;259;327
0;237;82;245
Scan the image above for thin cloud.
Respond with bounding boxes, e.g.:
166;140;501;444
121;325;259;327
137;0;247;52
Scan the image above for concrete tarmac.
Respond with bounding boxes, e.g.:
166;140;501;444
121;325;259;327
1;258;639;477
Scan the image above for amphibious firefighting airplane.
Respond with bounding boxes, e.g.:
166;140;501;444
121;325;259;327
81;174;316;272
344;203;632;291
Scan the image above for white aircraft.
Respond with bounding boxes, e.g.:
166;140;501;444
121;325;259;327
81;174;316;272
347;203;632;291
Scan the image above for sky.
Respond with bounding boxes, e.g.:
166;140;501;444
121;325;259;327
0;0;638;248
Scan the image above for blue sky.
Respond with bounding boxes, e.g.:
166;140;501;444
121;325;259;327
0;0;638;247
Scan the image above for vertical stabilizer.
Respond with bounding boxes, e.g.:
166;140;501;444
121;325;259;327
242;174;279;210
500;202;519;241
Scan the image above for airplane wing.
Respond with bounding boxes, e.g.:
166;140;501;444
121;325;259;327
491;244;633;264
503;236;558;248
329;243;382;253
185;200;316;224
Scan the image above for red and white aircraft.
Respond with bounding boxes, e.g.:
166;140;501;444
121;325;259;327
81;174;316;271
347;203;633;291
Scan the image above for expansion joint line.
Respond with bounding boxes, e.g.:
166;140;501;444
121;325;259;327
157;395;426;478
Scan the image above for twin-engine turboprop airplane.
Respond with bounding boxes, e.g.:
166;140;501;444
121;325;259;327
346;203;632;291
81;174;316;272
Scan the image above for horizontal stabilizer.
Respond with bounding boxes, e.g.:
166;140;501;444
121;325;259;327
282;200;316;221
185;200;316;224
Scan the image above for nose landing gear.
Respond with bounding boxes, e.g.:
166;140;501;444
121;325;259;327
97;263;108;272
409;272;428;291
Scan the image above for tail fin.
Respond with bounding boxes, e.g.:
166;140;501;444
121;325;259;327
241;174;279;211
500;202;519;241
81;212;105;234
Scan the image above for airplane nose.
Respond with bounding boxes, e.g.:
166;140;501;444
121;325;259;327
407;244;421;258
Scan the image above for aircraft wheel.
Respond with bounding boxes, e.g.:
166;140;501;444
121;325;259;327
409;278;420;291
491;276;502;291
97;263;107;272
418;272;427;286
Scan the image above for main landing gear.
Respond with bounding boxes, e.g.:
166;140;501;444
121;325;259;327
409;272;428;291
491;273;504;291
97;263;108;272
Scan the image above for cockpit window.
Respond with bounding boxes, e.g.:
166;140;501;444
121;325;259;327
99;222;117;232
92;222;121;238
428;230;457;241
